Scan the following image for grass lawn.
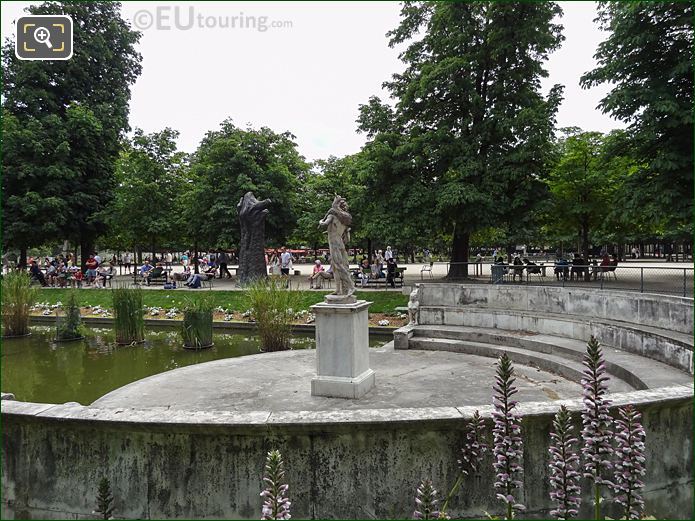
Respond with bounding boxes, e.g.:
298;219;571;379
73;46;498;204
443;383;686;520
34;288;408;314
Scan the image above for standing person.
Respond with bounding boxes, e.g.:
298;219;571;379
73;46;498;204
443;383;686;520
85;254;99;284
384;246;393;262
280;247;293;277
165;251;173;269
374;250;385;278
181;251;189;268
123;252;132;274
386;257;398;288
631;246;637;259
218;250;232;279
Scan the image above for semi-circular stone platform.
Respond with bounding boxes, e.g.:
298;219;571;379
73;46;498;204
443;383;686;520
92;343;606;412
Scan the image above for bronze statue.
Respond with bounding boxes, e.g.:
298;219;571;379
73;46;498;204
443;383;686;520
237;192;271;283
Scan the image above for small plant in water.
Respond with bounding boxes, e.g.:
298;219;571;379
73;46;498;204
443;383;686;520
611;405;646;520
260;449;291;520
247;278;300;351
111;284;145;345
548;405;581;520
93;476;114;520
1;270;37;337
180;295;214;348
492;353;525;520
56;290;84;341
580;336;614;520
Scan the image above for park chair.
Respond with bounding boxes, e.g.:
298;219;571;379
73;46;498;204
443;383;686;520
420;261;434;280
394;267;405;287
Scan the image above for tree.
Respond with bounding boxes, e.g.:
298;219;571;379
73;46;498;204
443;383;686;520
104;129;188;260
2;1;142;266
580;2;693;236
182;120;308;253
359;2;564;276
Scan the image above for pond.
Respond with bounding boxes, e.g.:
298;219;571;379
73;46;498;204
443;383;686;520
1;326;388;405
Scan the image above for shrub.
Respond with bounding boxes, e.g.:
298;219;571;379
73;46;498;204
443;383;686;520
247;278;300;352
181;295;214;348
111;285;145;345
56;290;84;341
1;270;37;337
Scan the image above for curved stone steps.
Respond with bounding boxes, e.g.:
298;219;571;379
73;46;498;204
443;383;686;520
407;326;693;391
417;305;693;373
408;336;633;393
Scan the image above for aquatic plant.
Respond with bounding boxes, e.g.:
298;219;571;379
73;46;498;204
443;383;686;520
111;285;144;344
56;290;84;340
1;270;37;337
180;295;214;348
247;278;300;352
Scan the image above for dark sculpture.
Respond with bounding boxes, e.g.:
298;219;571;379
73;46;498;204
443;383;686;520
237;192;271;283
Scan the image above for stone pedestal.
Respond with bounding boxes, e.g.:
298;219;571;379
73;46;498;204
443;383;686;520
310;300;375;399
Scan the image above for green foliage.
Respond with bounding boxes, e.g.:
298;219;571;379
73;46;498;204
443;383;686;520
35;288;408;315
2;1;142;263
94;476;115;520
580;2;693;234
181;296;214;348
111;285;145;344
1;271;38;337
180;120;309;250
105;128;188;252
246;278;301;352
56;291;84;341
359;2;565;273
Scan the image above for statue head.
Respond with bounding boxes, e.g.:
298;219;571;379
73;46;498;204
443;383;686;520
332;194;348;212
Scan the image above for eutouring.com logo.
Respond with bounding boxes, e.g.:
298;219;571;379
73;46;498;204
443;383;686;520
132;7;293;33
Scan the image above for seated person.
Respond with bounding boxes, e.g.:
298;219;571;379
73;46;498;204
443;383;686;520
522;258;541;274
139;259;154;277
315;264;334;289
144;264;167;285
554;258;570;280
308;259;325;289
358;258;371;287
29;260;48;286
70;266;83;288
172;266;191;282
95;263;115;288
512;254;524;281
386;257;398;288
55;262;69;288
571;254;586;280
45;262;58;287
610;254;619;267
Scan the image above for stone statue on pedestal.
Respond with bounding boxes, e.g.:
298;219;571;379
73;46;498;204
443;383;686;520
319;195;355;303
237;191;271;283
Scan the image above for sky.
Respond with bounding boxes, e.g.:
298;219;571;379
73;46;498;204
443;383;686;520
1;1;623;161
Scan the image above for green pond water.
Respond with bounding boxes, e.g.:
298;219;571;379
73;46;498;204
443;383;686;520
1;326;387;405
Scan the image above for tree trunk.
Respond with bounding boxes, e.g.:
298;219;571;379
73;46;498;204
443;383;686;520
448;227;470;278
194;240;199;274
237;192;271;283
367;238;372;264
80;238;93;270
19;247;27;269
136;246;142;265
581;217;590;281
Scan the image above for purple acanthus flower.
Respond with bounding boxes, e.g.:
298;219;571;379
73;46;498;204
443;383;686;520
612;405;646;520
580;336;614;520
414;479;447;519
260;450;291;520
493;353;525;519
459;410;489;476
548;405;581;519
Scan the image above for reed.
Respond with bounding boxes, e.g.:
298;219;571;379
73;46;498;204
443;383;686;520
181;295;214;349
247;278;300;352
111;284;145;344
1;270;37;337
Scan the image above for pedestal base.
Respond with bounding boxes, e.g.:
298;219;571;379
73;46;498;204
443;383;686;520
311;369;376;399
310;299;376;399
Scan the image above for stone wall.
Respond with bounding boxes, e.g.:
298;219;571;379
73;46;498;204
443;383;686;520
2;387;692;520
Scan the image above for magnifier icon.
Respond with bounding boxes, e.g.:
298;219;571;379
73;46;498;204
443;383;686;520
33;26;52;49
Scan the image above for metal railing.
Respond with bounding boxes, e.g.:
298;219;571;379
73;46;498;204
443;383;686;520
445;262;693;297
